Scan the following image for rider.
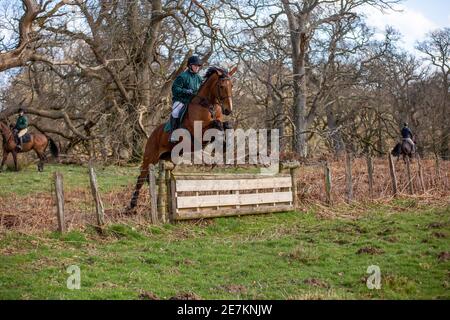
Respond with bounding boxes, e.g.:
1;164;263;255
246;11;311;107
14;108;28;151
401;122;415;153
169;55;203;143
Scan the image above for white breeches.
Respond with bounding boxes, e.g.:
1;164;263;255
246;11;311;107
18;128;28;137
172;101;184;118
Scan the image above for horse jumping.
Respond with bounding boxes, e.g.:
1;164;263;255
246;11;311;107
0;121;59;172
128;66;237;210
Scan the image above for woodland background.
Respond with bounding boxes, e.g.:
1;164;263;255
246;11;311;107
0;0;449;163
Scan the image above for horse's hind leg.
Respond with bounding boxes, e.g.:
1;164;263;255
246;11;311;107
35;150;46;172
128;152;159;210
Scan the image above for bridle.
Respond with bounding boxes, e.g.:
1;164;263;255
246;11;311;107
197;74;232;119
215;76;232;113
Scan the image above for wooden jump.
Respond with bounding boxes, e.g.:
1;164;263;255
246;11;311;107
155;161;300;222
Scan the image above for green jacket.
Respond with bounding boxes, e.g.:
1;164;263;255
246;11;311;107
172;70;203;106
15;115;28;130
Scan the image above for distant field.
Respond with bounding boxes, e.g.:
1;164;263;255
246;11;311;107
0;200;449;299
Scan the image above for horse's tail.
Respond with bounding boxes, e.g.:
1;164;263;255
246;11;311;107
391;143;401;157
48;137;59;158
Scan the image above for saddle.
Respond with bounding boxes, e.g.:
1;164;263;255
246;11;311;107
163;105;188;133
14;132;31;144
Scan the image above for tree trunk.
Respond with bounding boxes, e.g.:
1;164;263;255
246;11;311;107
326;102;345;156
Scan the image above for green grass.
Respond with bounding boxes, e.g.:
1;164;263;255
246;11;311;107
0;164;140;196
1;202;449;300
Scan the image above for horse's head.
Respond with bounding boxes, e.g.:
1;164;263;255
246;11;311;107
204;66;238;116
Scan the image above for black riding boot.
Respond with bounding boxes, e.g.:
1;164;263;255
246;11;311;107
169;116;180;143
16;136;23;151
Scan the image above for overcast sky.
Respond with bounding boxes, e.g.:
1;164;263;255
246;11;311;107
362;0;449;52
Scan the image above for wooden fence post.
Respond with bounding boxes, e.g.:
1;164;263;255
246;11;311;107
388;154;398;197
280;161;301;209
324;162;332;205
165;162;175;223
148;164;158;224
435;154;442;189
54;172;65;233
345;152;353;203
157;161;167;223
88;162;105;228
366;155;374;199
417;156;425;193
405;157;414;195
290;165;300;209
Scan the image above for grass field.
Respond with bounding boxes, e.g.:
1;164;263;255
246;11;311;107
1;200;449;300
0;164;140;196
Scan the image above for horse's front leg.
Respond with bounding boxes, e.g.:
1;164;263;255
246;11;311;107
12;151;18;171
0;150;8;172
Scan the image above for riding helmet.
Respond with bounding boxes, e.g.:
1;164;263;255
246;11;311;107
188;56;202;66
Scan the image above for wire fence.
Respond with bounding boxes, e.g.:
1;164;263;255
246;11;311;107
0;156;449;233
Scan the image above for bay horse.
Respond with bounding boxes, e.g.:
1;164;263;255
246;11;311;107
0;121;59;172
128;66;237;210
391;139;415;163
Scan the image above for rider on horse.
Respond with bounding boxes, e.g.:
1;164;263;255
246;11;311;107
401;122;415;153
14;108;28;151
169;55;203;143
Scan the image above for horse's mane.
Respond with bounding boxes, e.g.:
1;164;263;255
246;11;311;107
203;66;229;81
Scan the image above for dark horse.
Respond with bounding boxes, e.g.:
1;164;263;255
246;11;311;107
391;139;415;163
128;66;237;209
0;121;59;172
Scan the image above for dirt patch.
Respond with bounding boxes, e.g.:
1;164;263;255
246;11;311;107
438;252;450;262
432;232;447;239
428;222;447;229
176;259;195;266
333;239;349;245
218;284;247;294
0;214;21;229
384;236;399;243
357;247;385;255
377;228;397;236
169;292;201;300
139;290;160;300
303;278;330;289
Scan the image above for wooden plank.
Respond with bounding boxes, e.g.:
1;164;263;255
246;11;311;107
88;163;105;228
175;204;294;220
54;172;65;233
175;176;292;192
177;191;293;209
172;173;291;180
